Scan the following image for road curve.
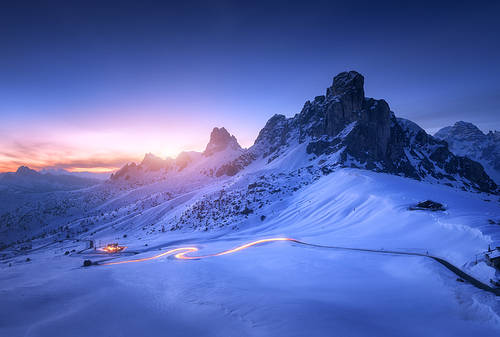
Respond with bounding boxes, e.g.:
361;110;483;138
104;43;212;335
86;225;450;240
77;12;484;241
98;237;500;296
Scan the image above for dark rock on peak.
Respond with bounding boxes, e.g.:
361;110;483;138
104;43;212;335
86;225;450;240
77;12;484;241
327;71;364;99
409;200;446;211
251;71;498;194
204;127;241;156
215;152;256;177
252;114;289;158
16;166;39;176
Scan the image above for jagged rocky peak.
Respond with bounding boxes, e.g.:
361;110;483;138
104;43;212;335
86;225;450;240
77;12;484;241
297;70;392;161
16;166;39;176
252;70;498;194
203;127;241;156
326;71;365;107
435;121;485;142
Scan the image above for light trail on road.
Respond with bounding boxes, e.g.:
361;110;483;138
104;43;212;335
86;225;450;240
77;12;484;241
97;237;500;296
100;238;297;265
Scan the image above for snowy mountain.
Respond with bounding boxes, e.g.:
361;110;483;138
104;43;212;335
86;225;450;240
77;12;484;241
435;121;500;184
244;71;497;194
109;72;497;194
203;126;241;156
1;70;497;249
109;127;248;185
0;166;101;193
40;167;111;180
1;71;500;336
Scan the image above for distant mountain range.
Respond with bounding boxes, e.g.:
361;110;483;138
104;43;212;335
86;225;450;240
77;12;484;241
435;121;499;184
39;168;111;180
0;166;102;193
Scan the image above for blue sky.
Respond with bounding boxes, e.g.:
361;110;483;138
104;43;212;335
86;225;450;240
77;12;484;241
0;0;499;171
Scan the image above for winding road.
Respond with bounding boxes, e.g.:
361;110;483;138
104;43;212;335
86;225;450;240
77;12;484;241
98;237;500;296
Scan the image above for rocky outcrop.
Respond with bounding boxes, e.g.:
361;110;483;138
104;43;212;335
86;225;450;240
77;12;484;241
204;127;241;156
215;152;256;177
251;71;498;194
15;166;39;176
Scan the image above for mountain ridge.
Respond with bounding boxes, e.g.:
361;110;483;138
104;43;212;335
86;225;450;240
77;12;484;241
243;71;497;193
109;71;498;194
435;121;499;184
0;166;101;193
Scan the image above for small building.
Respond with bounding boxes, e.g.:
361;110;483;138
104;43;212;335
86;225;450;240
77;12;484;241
486;249;500;269
101;243;126;253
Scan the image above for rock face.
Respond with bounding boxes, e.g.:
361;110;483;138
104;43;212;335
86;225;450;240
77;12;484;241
109;71;497;194
204;127;241;156
251;71;498;194
435;121;499;184
409;200;446;212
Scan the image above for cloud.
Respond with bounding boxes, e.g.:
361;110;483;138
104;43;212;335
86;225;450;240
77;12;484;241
41;155;139;171
0;140;139;172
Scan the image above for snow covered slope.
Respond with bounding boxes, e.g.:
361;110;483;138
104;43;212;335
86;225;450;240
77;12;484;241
1;168;500;336
1;71;499;336
435;121;500;184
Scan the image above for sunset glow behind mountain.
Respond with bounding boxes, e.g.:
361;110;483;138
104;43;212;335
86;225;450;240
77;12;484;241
1;1;499;173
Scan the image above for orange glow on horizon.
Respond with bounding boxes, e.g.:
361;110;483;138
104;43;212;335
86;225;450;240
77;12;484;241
0;119;216;173
68;167;119;173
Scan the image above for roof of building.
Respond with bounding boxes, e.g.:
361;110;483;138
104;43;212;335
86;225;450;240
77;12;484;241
488;250;500;260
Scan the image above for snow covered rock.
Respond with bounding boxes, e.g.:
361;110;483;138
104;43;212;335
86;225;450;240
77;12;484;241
203;127;241;156
409;200;446;211
110;127;246;184
435;121;500;184
250;71;498;194
109;71;498;193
